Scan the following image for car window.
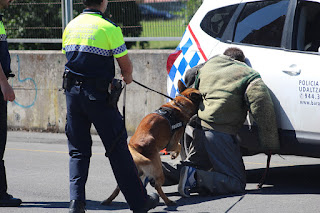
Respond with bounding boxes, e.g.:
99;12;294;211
233;0;290;47
293;0;320;52
200;4;238;40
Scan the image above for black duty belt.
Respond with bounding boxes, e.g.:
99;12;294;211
63;70;110;92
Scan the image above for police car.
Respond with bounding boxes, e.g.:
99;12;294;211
167;0;320;158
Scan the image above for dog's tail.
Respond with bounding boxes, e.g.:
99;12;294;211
129;145;152;165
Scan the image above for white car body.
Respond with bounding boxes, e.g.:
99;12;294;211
167;0;320;157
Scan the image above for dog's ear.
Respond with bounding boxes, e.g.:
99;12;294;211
190;91;202;104
178;80;187;94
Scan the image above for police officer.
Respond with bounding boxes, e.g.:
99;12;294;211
62;0;159;212
0;0;22;207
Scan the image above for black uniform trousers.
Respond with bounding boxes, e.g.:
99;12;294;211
0;91;8;196
65;83;147;210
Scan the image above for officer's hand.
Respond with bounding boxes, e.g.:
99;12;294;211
0;81;15;102
122;74;132;84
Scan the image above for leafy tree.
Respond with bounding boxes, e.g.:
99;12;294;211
4;0;143;50
5;0;62;50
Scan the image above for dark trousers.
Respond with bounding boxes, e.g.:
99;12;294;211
0;91;8;196
65;84;147;210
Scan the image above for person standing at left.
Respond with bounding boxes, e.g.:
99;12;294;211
0;0;22;207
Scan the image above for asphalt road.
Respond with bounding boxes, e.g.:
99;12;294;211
1;131;320;213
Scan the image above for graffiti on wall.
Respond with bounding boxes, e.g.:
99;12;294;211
10;55;38;108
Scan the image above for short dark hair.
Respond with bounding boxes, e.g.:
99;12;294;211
83;0;103;7
223;47;245;62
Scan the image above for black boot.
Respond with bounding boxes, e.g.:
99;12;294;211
69;200;86;213
133;193;159;213
0;193;22;207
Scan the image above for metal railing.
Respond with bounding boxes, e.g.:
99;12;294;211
3;0;202;48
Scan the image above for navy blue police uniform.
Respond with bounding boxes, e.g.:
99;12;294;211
62;9;148;211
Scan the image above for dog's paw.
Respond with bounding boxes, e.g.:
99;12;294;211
170;152;179;159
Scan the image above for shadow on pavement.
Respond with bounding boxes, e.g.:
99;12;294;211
19;200;129;210
17;164;320;211
18;201;69;209
161;164;320;210
160;191;243;211
246;164;320;194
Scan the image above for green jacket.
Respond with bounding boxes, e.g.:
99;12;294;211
195;55;280;150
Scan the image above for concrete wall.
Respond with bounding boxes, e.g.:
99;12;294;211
7;50;172;135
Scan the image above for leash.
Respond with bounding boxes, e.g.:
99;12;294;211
123;83;126;127
257;151;272;189
122;82;127;127
133;79;174;100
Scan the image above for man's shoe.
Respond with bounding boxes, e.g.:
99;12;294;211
0;193;22;207
133;193;159;213
178;166;197;197
69;200;86;213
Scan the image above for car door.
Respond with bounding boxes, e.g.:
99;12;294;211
275;0;320;142
212;0;292;129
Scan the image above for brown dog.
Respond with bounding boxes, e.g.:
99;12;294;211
102;80;201;206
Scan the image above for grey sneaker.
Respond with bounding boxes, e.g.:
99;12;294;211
178;166;196;197
133;193;159;213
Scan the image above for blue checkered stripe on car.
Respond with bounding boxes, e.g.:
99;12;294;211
167;38;201;98
0;34;7;41
64;44;126;57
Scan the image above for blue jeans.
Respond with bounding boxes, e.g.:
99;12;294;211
163;124;246;195
188;128;246;194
